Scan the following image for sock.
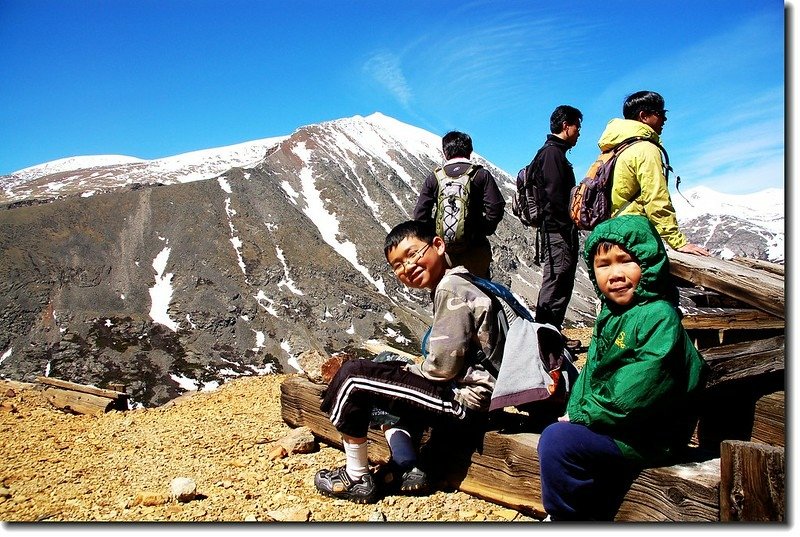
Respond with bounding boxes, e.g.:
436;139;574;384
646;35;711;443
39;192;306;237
384;428;416;469
342;438;369;481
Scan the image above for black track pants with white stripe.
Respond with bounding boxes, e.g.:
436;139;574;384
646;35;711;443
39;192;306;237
320;359;468;439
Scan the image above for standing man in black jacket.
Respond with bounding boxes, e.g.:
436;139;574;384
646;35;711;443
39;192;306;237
413;131;506;278
530;106;583;345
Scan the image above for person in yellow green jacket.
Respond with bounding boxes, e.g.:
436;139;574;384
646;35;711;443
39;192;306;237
537;215;708;521
597;90;710;256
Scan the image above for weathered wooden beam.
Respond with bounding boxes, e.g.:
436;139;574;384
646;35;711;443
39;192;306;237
667;251;784;319
730;257;784;277
719;440;784;521
616;458;721;521
37;376;127;399
42;387;119;416
680;309;784;331
751;391;784;448
280;375;720;520
37;376;129;415
700;336;784;388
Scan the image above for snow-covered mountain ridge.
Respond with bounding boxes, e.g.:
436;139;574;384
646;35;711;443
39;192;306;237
2;113;781;237
672;185;783;234
0;112;784;406
1;135;288;203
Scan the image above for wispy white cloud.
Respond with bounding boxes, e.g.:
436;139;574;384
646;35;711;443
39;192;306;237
362;8;600;125
363;51;412;107
677;117;783;194
594;13;784;195
417;14;598;116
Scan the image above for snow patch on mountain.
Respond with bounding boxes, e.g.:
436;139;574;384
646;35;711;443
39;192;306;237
674;186;783;234
292;140;387;295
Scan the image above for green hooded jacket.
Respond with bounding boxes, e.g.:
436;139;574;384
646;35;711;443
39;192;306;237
567;215;708;464
597;118;689;250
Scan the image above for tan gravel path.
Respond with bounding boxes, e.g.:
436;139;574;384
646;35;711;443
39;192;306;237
1;328;592;524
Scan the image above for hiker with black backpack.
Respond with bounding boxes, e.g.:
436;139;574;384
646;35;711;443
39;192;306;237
516;105;583;348
413;131;506;278
594;90;709;256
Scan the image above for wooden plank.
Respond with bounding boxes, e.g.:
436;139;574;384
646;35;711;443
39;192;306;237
719;440;784;521
280;375;720;520
700;335;784;388
616;458;720;521
680;309;784;330
751;391;784;447
730;257;784;277
668;251;784;318
37;376;127;399
43;387;119;415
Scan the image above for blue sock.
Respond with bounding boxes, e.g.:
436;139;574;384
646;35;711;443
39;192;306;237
384;428;416;469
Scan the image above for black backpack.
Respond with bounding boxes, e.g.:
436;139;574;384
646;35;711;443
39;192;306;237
511;147;546;228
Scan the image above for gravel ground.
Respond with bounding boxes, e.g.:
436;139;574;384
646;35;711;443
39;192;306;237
0;328;592;525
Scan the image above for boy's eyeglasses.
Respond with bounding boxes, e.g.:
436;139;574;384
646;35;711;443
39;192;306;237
393;243;431;275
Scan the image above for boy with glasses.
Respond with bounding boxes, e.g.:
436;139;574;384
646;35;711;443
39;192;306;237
597;90;709;256
314;220;501;503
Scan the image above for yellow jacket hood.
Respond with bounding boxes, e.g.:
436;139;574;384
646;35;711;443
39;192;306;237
592;118;688;250
597;118;660;151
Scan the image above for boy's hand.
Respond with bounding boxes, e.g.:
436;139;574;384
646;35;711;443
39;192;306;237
558;413;570;422
455;386;491;410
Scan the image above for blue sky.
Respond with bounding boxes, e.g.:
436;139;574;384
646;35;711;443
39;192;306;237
0;0;786;195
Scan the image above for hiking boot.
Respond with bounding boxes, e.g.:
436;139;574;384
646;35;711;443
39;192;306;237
314;466;378;504
379;461;430;495
398;466;430;494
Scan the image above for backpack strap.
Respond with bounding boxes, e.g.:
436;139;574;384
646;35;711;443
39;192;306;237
420;325;432;358
433;166;447;183
607;136;671;217
434;163;481;183
454;272;534;322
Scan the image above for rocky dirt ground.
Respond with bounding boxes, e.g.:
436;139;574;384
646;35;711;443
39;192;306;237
0;328;592;525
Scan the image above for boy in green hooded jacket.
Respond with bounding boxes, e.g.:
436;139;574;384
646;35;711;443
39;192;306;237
537;214;708;521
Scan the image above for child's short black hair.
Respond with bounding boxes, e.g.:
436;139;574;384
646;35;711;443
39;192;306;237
384;220;435;259
590;240;641;264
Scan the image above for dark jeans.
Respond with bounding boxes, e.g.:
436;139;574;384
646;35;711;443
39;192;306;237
535;226;578;330
537;421;640;521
